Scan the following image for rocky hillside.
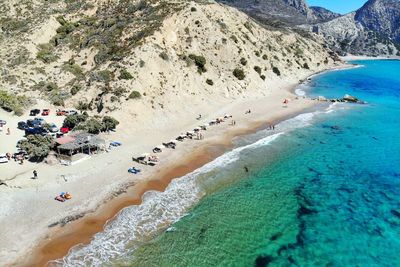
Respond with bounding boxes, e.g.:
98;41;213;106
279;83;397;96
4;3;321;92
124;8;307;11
310;6;341;23
217;0;339;26
217;0;400;56
310;0;400;56
0;0;338;120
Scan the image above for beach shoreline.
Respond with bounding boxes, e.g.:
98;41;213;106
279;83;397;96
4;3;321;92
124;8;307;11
1;63;344;267
340;55;400;61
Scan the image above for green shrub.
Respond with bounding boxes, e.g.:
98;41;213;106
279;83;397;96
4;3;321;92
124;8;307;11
63;63;84;77
191;7;197;12
70;85;81;95
233;68;245;80
206;79;214;86
18;135;54;162
255;51;260;57
272;66;281;76
129;91;141;99
114;87;127;97
262;54;268;60
76;101;89;111
231;35;238;44
75;118;103;134
119;69;133;80
254;66;261;75
159;51;169;61
240;57;247;66
63;113;89;129
303;63;310;69
102;116;119;131
189;54;207;74
0;90;31;116
37;44;57;63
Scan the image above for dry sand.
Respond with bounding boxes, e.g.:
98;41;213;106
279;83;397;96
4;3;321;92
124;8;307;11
0;82;325;267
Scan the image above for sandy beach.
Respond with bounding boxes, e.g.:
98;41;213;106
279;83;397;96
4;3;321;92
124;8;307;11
0;75;336;266
340;55;400;61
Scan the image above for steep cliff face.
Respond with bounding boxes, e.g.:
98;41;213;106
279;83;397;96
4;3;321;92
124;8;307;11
355;0;400;42
218;0;400;56
310;0;400;56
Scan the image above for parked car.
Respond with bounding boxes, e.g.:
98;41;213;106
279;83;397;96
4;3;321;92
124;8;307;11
27;119;41;127
0;154;9;163
33;117;45;125
0;120;6;126
60;127;70;134
30;109;40;116
42;109;50;116
25;127;48;136
65;110;77;116
56;109;66;116
18;121;29;130
48;123;59;133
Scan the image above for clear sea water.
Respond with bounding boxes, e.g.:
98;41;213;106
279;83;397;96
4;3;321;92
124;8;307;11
59;60;400;266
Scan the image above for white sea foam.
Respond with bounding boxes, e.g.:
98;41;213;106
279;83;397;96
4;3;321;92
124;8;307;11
56;105;342;266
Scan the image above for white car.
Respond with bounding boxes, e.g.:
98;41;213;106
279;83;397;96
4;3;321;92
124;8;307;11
0;154;9;163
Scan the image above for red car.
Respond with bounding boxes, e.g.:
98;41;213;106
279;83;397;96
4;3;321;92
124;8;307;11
60;127;70;134
56;109;66;116
42;109;50;116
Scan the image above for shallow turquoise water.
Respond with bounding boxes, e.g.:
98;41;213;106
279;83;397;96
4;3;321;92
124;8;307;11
125;60;400;266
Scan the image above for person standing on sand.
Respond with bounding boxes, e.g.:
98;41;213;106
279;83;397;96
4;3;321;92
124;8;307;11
33;170;38;179
6;128;10;135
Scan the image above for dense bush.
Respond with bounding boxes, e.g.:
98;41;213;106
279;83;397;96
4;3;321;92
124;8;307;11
75;118;103;134
189;54;207;74
102;116;119;131
303;63;310;69
129;91;141;99
240;57;247;66
260;75;266;80
206;79;214;86
70;85;81;95
118;69;133;80
159;51;169;61
272;66;281;76
233;68;245;80
262;54;268;60
63;63;84;78
0;90;31;116
36;44;57;63
63;113;89;129
18;135;54;162
254;66;261;75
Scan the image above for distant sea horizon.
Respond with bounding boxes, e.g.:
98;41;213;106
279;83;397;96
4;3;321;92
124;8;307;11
58;60;400;266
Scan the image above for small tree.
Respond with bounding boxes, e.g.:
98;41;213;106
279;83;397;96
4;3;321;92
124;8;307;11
188;54;207;74
118;69;133;80
233;68;245;80
254;66;261;75
129;91;141;99
272;67;281;76
102;116;119;131
18;135;54;162
63;113;88;129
